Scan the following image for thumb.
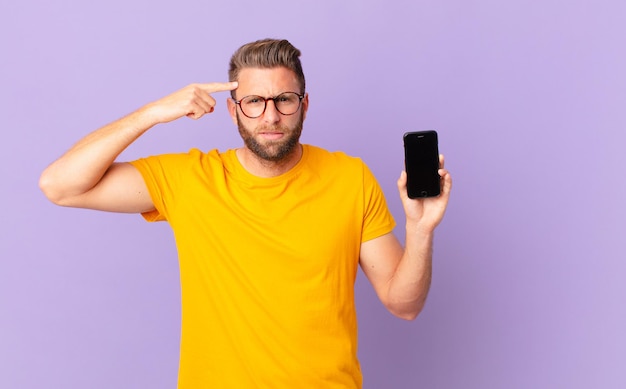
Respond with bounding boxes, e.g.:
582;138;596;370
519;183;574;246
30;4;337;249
397;171;408;197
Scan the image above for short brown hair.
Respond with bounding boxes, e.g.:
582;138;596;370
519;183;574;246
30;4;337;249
228;39;306;97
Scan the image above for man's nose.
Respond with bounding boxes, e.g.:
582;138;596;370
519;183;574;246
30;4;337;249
262;99;280;123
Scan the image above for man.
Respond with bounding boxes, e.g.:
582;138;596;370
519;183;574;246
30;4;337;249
40;39;451;388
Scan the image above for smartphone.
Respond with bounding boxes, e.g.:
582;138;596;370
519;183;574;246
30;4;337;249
403;130;441;198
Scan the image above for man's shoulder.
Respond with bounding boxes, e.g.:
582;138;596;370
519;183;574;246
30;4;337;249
131;148;231;176
303;144;363;167
302;145;383;189
135;148;223;163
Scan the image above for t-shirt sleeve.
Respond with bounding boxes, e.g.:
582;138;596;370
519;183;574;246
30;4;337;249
361;162;396;242
129;153;187;222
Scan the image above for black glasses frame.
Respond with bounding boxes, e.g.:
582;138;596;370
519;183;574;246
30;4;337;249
234;92;305;118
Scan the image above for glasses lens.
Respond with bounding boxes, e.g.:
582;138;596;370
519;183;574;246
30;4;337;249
274;93;301;115
240;96;266;118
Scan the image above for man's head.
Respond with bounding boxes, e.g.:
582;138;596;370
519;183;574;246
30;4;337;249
228;39;305;97
227;39;309;163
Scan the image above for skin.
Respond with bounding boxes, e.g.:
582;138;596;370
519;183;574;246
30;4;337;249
39;66;452;320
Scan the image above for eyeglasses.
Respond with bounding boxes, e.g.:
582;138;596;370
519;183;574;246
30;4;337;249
234;92;304;119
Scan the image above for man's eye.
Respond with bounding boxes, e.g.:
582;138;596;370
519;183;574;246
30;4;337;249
245;97;263;104
277;95;296;103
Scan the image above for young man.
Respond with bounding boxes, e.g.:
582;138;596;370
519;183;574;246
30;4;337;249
40;39;452;388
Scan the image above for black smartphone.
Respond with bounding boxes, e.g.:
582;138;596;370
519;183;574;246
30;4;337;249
403;130;441;198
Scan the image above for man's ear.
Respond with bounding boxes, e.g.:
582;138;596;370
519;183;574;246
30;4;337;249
226;98;238;126
301;93;309;121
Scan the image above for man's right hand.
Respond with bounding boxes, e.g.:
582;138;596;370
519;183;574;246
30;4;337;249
144;82;239;123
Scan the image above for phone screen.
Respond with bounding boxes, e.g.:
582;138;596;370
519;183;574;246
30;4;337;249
403;131;440;198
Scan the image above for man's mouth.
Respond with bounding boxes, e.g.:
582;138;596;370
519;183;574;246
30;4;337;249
258;131;285;140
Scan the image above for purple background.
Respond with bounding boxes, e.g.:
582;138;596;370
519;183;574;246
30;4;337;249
2;0;625;388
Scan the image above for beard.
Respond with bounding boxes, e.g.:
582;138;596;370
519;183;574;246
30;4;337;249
236;110;304;162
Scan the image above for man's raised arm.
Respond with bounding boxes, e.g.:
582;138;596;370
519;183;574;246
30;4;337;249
39;82;238;213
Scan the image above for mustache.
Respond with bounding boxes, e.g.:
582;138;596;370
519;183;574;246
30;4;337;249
255;124;290;132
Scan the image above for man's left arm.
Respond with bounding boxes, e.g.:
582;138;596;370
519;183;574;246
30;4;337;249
359;155;452;320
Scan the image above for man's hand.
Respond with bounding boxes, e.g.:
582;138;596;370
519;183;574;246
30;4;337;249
397;154;452;232
143;82;239;123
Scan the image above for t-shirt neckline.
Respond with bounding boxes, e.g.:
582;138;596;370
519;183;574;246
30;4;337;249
224;144;310;186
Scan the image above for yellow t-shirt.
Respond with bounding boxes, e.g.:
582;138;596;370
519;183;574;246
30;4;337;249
130;145;395;388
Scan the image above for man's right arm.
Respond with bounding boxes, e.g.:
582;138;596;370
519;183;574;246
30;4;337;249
39;82;238;213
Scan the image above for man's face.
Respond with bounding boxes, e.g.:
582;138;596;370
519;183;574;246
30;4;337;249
228;67;308;162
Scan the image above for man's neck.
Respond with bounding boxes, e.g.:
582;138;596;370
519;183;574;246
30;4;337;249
236;144;303;178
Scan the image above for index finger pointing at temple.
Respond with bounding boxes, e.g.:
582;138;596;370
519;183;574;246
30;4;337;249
199;82;239;94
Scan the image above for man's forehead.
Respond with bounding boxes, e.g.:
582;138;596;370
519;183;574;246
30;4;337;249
236;67;299;93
